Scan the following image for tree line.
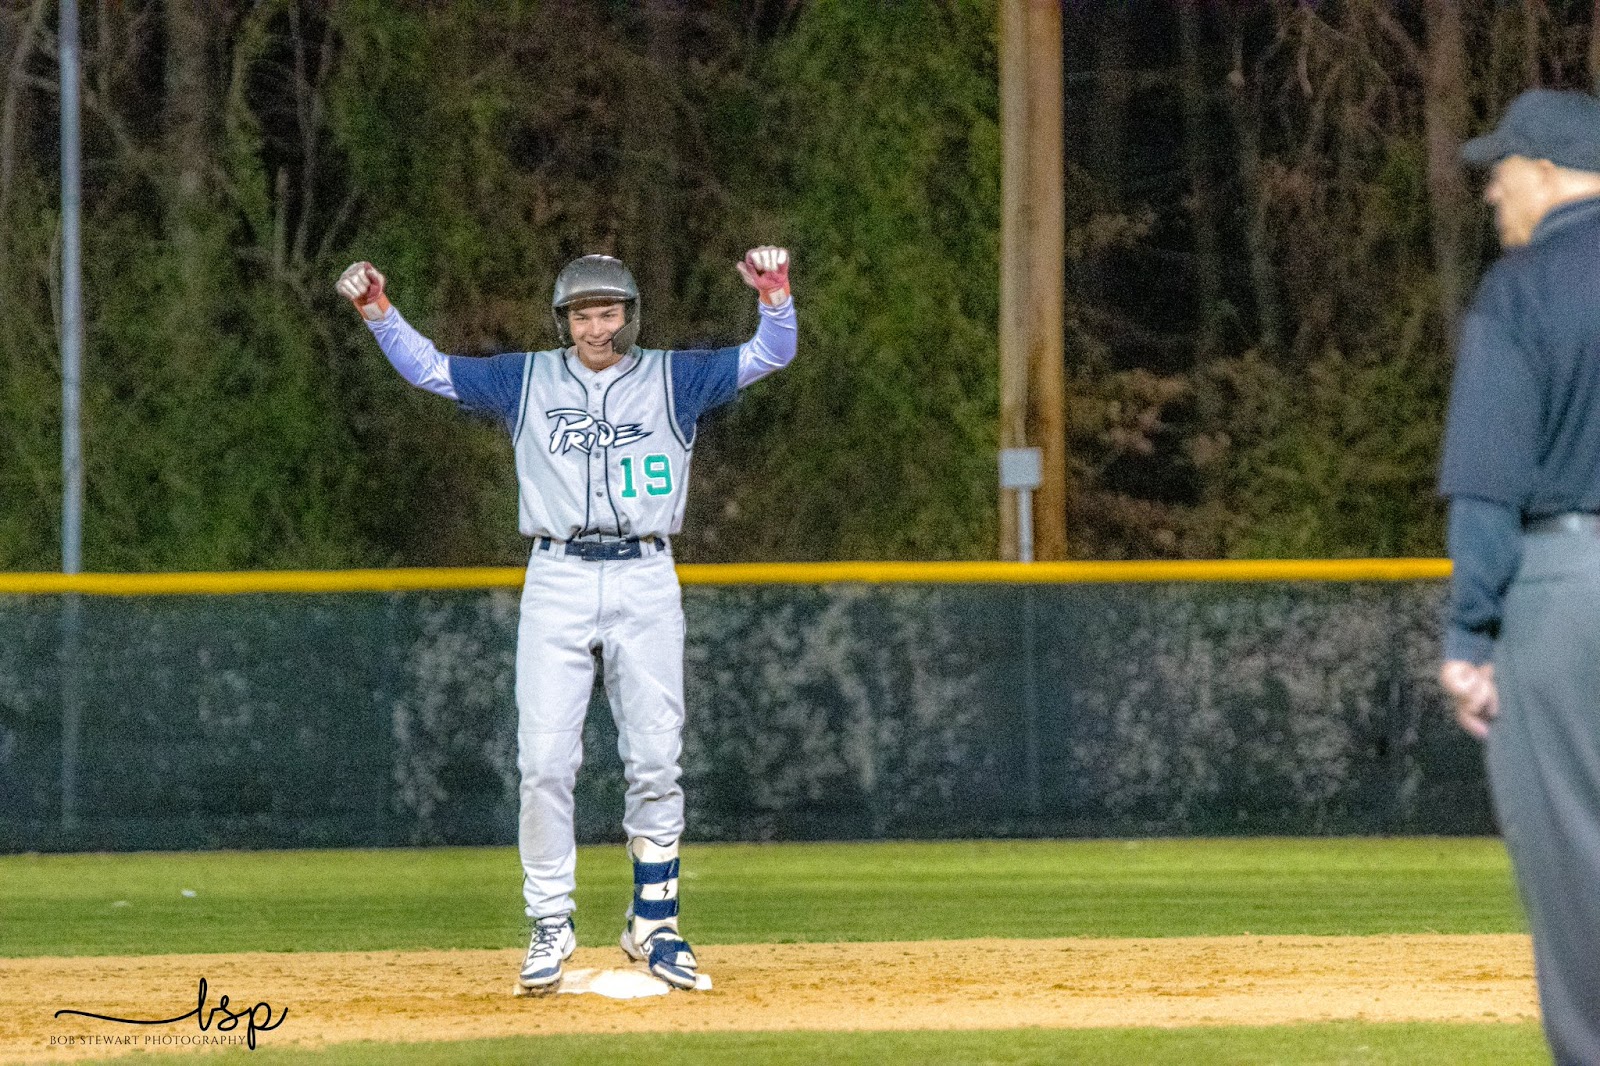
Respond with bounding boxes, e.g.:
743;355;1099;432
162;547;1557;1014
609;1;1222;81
1;0;1594;570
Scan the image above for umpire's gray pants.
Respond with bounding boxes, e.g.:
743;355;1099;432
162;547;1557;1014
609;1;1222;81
1491;529;1600;1066
514;549;687;921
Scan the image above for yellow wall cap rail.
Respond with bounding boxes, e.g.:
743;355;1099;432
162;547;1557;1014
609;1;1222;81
0;558;1452;596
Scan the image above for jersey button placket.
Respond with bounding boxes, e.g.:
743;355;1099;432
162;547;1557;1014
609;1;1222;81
587;374;605;505
592;374;610;519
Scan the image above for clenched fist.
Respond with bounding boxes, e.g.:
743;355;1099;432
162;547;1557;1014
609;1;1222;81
736;246;791;306
336;261;391;321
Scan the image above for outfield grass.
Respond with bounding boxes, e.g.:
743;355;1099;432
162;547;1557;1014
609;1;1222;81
74;1023;1550;1066
0;838;1522;957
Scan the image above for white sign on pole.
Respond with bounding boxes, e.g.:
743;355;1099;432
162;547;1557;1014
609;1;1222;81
999;447;1042;562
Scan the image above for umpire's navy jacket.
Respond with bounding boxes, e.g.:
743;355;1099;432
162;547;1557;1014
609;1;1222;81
1439;196;1600;663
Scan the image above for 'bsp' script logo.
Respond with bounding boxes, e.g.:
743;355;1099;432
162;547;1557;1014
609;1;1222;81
546;409;650;455
54;977;287;1051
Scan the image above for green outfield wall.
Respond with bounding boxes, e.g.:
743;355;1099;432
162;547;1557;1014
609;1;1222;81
0;562;1488;852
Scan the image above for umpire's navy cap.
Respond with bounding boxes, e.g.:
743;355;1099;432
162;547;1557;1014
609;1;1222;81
1462;89;1600;171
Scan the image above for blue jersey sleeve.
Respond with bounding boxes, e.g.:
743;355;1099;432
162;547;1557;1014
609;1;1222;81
1443;496;1523;664
668;347;739;444
448;353;528;433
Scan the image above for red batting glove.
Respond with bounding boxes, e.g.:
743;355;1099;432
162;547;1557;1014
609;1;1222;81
736;246;791;306
336;261;392;322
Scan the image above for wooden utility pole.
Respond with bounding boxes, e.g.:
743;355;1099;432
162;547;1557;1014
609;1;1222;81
999;0;1066;561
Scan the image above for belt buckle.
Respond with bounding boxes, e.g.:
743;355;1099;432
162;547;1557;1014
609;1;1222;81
564;538;643;561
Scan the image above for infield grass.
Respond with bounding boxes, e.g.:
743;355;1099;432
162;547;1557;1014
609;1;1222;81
0;837;1521;958
74;1023;1550;1066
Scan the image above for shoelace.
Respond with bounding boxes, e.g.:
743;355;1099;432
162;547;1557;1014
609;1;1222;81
529;921;566;954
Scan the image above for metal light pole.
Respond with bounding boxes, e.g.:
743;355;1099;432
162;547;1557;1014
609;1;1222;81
59;0;84;832
60;0;83;571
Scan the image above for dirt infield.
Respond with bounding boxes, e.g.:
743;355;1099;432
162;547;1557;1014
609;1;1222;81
0;935;1537;1063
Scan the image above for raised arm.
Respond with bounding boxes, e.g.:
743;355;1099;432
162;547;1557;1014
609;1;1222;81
734;246;797;387
335;261;458;400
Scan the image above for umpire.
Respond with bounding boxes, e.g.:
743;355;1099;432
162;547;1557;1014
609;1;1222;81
1439;88;1600;1065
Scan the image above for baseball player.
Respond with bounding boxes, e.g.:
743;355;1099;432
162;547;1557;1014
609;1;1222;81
336;247;796;994
1439;88;1600;1065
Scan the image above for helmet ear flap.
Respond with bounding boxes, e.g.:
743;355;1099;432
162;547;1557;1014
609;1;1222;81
611;299;641;354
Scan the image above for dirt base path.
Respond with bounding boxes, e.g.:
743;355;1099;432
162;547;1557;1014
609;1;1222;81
0;935;1537;1063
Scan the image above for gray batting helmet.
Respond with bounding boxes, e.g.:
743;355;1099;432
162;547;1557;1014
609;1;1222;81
551;254;640;354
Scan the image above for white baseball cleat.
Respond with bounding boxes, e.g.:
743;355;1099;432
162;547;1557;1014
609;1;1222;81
516;915;576;995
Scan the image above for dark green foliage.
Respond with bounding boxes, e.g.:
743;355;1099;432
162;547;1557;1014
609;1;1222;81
2;2;1593;567
702;0;1002;560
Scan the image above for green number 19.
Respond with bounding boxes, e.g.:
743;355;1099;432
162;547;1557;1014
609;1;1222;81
643;454;672;496
620;454;673;498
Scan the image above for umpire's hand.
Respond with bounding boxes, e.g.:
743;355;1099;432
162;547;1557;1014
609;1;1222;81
337;261;391;322
1439;660;1497;739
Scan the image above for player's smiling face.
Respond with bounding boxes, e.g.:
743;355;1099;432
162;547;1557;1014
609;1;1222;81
567;300;627;369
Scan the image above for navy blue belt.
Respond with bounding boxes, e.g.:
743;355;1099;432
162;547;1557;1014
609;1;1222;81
535;536;668;561
1525;512;1600;535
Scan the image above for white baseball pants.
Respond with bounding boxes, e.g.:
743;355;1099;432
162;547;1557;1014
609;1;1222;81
514;546;686;920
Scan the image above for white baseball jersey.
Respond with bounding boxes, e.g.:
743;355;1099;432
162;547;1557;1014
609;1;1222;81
365;298;796;543
449;346;736;540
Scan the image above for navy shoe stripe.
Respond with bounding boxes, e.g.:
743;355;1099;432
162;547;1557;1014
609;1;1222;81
647;935;689;961
646;935;696;986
